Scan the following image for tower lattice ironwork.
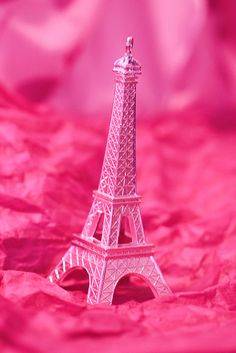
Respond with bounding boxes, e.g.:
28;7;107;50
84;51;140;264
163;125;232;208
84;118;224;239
48;37;172;304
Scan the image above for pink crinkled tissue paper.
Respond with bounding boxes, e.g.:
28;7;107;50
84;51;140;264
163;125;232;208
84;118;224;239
1;0;236;352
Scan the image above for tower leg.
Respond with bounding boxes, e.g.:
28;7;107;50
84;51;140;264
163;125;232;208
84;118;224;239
82;199;101;238
129;205;145;244
48;246;78;284
102;205;121;247
94;256;172;305
144;256;172;297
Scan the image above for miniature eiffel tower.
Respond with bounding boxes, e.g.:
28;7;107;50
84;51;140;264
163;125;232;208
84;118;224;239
48;37;172;304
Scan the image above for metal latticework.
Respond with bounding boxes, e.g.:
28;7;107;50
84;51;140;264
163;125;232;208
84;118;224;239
98;80;136;197
48;240;171;304
48;37;172;304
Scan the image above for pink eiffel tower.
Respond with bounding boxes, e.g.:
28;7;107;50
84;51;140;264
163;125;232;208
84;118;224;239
48;37;172;304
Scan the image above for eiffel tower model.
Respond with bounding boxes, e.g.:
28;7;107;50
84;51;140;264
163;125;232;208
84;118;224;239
48;37;172;304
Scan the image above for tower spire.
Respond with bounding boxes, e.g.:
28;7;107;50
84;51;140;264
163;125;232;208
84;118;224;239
125;36;133;54
48;38;172;305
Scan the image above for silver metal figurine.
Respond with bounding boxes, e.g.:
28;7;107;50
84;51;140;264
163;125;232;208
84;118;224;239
48;37;172;305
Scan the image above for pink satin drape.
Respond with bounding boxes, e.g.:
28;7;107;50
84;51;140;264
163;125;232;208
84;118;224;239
0;0;235;117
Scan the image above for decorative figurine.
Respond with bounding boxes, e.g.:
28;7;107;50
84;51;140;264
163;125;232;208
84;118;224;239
48;37;172;304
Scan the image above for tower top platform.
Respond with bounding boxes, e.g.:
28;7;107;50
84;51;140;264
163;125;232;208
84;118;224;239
113;36;141;77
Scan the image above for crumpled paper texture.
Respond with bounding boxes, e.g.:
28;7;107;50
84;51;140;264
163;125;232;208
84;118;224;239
0;97;236;353
0;0;236;352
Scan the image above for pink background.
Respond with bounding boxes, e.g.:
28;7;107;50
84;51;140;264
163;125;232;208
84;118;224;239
0;1;236;352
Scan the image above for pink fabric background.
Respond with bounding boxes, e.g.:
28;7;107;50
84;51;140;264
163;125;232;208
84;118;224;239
0;1;236;352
